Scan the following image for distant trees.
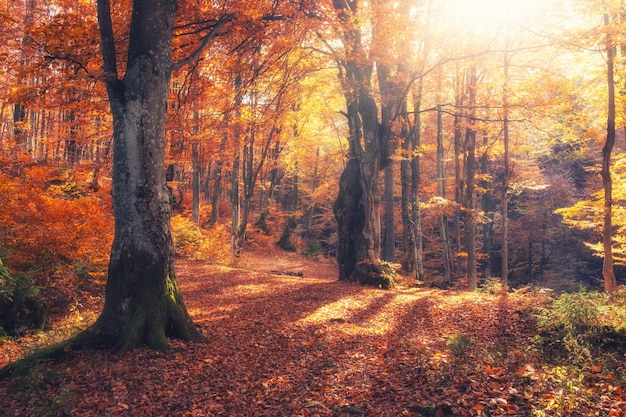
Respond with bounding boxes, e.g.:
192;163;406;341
0;0;624;321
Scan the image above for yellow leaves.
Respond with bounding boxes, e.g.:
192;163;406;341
171;215;230;263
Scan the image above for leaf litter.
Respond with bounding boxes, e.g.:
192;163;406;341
1;251;625;416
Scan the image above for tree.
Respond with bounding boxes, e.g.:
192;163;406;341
463;65;478;289
330;0;419;286
89;0;230;352
601;12;618;293
331;0;386;286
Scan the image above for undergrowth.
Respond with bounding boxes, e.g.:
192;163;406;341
171;215;230;264
529;288;626;416
535;288;626;366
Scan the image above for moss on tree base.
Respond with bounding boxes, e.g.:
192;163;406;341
79;246;205;353
349;260;398;289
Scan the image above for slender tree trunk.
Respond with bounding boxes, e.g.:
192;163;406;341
231;132;242;255
400;134;415;274
292;160;299;212
411;92;425;281
453;65;464;280
268;140;283;203
502;51;511;287
191;142;200;224
480;132;493;277
92;0;202;352
436;105;451;284
382;164;395;262
602;12;618;293
209;131;228;227
203;161;211;204
376;56;397;263
464;66;478;290
306;146;320;233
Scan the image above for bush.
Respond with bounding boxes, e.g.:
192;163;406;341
0;258;47;337
478;277;504;294
171;215;230;264
535;289;624;365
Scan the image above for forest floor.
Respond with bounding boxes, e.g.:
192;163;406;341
1;250;625;417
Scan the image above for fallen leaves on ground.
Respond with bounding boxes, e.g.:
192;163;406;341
1;252;625;416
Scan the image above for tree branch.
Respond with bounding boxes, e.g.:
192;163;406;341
173;14;234;70
96;0;118;85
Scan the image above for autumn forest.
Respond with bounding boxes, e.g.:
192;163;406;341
2;0;626;415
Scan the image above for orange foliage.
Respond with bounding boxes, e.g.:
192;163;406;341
0;156;113;281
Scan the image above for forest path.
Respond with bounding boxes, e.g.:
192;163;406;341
1;252;548;416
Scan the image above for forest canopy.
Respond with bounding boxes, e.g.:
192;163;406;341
0;0;624;302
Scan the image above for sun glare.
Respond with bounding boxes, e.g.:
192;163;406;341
443;0;549;39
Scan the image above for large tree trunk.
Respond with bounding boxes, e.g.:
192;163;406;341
333;82;384;284
92;0;203;352
332;15;387;285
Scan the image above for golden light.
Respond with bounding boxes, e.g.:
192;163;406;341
441;0;551;39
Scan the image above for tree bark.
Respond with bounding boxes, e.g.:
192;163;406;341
400;138;415;274
464;66;478;290
209;130;229;227
382;163;395;262
602;12;618;293
411;92;425;281
502;51;511;287
436;105;451;285
377;61;396;264
92;0;203;352
331;0;394;286
453;66;464;280
191;142;200;224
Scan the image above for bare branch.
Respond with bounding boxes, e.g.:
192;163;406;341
173;13;234;70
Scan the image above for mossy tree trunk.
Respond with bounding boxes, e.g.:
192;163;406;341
93;0;203;352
